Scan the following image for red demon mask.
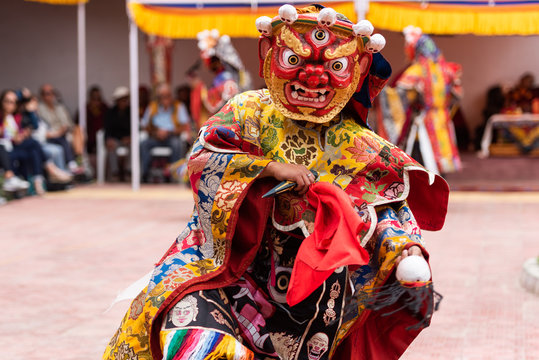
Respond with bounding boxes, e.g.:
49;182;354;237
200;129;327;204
256;5;386;124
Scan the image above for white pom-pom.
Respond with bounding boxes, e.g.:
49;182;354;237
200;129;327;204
396;255;431;282
403;25;417;36
220;34;231;44
209;29;220;39
279;4;298;25
256;16;273;36
403;25;422;44
353;20;374;37
196;29;209;41
317;7;337;27
366;33;386;53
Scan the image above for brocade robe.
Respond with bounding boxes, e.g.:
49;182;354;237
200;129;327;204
104;89;448;360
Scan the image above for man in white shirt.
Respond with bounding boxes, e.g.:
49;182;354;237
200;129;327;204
140;83;191;182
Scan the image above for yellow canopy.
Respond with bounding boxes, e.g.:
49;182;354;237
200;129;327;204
368;1;539;36
127;1;356;39
128;0;539;38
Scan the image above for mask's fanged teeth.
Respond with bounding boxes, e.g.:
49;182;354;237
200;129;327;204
319;89;327;95
319;95;326;102
291;91;298;99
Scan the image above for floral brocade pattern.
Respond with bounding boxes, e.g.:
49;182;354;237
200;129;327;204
280;132;319;166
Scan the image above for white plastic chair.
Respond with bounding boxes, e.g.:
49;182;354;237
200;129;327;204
96;129;130;184
96;129;172;183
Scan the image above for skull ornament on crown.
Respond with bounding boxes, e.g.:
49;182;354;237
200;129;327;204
256;4;386;124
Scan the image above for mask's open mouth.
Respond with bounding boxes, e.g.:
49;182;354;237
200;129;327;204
284;82;335;109
308;349;323;360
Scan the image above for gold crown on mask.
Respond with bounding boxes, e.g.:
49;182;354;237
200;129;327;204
255;4;386;54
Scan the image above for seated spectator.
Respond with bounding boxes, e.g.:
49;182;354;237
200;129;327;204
139;85;150;120
508;73;539;113
175;84;196;137
140;83;191;182
16;88;67;171
37;84;84;174
474;85;507;150
2;90;71;195
0;138;29;193
77;85;108;154
104;86;131;181
175;84;191;116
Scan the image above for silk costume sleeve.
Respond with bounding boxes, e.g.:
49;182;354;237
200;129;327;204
188;93;273;206
330;201;436;360
110;94;277;360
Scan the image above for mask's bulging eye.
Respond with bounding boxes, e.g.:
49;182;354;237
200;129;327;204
332;62;343;71
311;28;329;46
281;49;303;68
315;30;326;40
288;54;299;65
328;57;349;76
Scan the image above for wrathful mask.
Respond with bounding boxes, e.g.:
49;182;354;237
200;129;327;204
256;5;386;124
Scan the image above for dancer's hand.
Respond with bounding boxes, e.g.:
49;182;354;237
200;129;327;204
261;162;315;195
395;245;423;266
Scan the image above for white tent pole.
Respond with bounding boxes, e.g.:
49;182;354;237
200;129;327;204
129;16;141;191
77;3;87;145
354;0;370;20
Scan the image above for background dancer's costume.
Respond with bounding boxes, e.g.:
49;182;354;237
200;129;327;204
190;29;252;131
171;29;252;182
104;5;449;360
396;26;462;174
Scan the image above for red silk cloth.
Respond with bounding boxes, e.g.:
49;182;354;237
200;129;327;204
287;182;370;306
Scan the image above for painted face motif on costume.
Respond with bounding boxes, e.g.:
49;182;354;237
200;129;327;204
306;332;329;360
170;295;198;327
257;5;385;124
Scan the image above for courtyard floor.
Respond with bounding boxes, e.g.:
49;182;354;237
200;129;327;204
1;181;538;359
